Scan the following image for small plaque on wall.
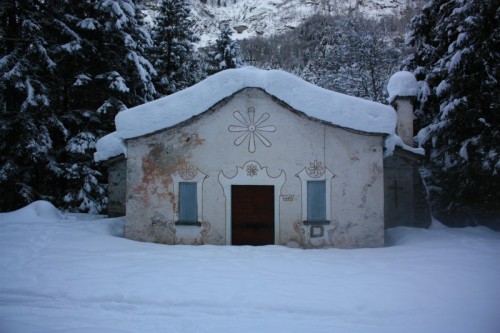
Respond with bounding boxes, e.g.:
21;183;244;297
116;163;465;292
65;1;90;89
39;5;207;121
310;225;324;238
282;194;294;202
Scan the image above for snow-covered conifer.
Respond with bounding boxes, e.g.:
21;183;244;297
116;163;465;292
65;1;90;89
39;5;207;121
405;0;500;226
0;0;158;214
0;0;69;210
208;24;244;73
150;0;202;95
55;0;158;213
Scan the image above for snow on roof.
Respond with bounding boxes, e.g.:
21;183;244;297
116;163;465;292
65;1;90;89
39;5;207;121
95;67;398;162
93;132;127;162
117;67;396;138
387;71;418;104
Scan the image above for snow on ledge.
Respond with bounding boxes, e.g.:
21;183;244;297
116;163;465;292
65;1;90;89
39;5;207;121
385;134;425;157
94;132;126;162
387;71;418;104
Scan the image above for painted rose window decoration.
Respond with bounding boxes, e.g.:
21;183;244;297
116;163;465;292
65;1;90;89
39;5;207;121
307;160;325;178
177;163;198;180
228;107;276;153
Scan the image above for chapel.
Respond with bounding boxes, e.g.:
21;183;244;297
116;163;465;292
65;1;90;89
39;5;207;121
95;67;431;248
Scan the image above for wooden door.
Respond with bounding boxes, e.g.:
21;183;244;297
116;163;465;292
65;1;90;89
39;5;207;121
231;185;274;245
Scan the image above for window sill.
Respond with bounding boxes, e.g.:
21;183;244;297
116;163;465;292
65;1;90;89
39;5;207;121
303;220;330;226
175;221;202;226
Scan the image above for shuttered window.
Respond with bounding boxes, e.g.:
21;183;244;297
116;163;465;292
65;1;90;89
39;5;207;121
179;182;197;223
307;181;326;222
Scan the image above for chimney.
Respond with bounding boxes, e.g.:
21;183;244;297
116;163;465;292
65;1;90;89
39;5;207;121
387;71;418;147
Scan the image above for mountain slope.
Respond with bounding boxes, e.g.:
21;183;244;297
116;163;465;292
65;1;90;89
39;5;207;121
185;0;423;46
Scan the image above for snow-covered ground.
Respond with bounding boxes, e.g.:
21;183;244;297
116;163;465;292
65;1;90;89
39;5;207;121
1;201;499;333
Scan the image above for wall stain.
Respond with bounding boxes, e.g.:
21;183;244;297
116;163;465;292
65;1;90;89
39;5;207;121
179;131;205;147
133;131;204;209
358;162;382;208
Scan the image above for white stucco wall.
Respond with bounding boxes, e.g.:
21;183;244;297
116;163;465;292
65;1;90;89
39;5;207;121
394;97;415;147
125;88;385;248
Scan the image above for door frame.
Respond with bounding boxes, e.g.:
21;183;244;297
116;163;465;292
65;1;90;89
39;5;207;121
218;160;285;245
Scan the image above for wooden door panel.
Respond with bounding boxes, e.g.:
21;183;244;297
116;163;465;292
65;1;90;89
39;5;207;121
232;185;274;245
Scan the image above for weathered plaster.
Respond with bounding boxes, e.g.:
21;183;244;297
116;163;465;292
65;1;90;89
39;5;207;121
393;97;415;147
106;157;126;217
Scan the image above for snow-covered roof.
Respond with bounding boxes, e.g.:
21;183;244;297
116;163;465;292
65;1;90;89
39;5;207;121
93;132;127;163
95;67;398;161
387;71;418;104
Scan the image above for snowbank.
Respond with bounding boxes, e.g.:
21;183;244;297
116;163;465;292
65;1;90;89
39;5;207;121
1;205;499;333
0;200;62;223
96;67;397;161
387;70;418;104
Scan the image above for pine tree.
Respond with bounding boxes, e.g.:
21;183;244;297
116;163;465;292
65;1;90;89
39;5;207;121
92;0;157;111
56;0;158;213
208;24;244;73
0;0;69;210
150;0;202;95
0;0;158;213
405;0;500;227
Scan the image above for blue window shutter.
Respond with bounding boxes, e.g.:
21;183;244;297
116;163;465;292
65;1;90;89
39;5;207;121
307;181;326;222
179;182;197;223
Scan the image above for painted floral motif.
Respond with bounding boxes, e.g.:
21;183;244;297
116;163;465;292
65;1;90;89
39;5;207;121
307;160;325;178
228;107;276;153
246;164;258;177
178;164;197;180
